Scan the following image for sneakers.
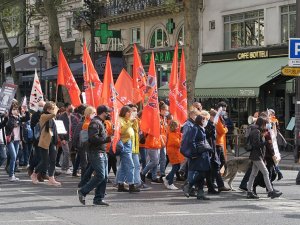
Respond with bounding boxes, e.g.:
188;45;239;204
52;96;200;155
207;189;220;194
77;190;86;205
30;173;38;184
151;178;163;184
9;175;19;182
61;169;72;175
162;177;169;188
137;183;152;191
218;186;231;192
247;191;259;199
166;184;179;190
93;200;109;206
268;190;282;199
48;176;61;187
129;184;140;193
239;187;248;192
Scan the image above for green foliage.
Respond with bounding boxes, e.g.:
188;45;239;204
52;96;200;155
164;0;182;14
0;3;22;38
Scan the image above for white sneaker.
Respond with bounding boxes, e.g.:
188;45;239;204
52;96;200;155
167;184;178;190
162;177;169;188
61;169;72;175
9;175;19;182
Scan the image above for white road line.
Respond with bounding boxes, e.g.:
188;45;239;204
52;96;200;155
0;219;60;223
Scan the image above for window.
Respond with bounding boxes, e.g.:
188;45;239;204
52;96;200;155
281;4;296;43
150;28;168;48
131;27;140;44
34;25;40;41
177;26;184;46
224;10;264;50
66;18;72;38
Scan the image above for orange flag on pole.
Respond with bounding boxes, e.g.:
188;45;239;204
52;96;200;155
176;49;188;125
57;47;81;107
101;53;120;153
132;44;147;104
169;44;179;119
82;42;102;108
140;52;160;138
115;69;134;109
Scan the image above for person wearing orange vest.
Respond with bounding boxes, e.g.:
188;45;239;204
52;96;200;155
215;101;228;166
163;120;184;190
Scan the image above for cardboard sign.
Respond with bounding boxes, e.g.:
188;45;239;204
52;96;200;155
0;82;18;114
54;120;67;134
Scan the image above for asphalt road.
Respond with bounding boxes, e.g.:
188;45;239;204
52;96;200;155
0;168;300;225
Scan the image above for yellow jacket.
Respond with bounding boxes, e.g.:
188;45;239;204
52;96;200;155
132;119;139;154
119;117;134;145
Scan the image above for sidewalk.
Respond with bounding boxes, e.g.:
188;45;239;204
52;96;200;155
227;147;300;171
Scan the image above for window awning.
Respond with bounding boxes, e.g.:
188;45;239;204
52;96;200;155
5;52;46;72
159;57;288;98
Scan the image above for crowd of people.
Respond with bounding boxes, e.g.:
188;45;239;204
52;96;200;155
0;99;284;206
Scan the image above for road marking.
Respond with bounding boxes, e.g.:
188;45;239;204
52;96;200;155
0;219;61;223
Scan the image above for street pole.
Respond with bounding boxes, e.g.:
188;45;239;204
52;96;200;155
295;0;300;184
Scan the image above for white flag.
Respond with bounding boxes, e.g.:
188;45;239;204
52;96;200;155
21;96;27;107
29;69;44;112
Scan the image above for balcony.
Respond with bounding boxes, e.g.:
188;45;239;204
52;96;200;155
97;0;183;24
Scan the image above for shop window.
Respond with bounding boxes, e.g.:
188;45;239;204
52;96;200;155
224;10;264;50
150;28;168;48
281;4;296;43
177;26;184;46
130;27;140;44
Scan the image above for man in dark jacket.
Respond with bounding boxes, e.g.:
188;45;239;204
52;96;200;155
0;112;8;168
58;103;79;174
77;105;112;206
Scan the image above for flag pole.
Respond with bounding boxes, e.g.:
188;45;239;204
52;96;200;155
55;84;59;103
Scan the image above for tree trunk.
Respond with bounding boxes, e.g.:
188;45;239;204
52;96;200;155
43;0;63;61
0;18;21;101
184;0;200;107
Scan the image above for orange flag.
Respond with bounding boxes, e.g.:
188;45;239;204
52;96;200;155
140;52;160;138
132;44;147;104
169;44;179;119
115;69;134;109
101;53;120;153
57;47;81;107
82;42;102;108
176;49;188;125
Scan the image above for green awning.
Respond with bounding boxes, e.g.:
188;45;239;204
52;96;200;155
159;57;288;98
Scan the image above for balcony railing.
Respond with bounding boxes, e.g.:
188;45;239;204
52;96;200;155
102;0;183;18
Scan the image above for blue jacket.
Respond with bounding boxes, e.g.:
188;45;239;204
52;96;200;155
180;119;198;158
188;126;212;172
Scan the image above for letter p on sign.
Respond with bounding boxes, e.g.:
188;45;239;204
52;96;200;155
296;43;300;56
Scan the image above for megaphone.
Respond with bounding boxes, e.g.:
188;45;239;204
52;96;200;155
248;116;257;125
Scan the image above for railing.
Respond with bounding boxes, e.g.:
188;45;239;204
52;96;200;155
102;0;182;17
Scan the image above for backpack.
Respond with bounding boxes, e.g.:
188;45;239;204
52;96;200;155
34;122;46;140
79;129;89;148
23;121;33;141
180;121;197;158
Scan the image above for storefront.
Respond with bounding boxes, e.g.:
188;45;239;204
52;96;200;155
159;46;294;131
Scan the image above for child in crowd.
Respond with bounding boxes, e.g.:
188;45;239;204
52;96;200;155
163;120;184;190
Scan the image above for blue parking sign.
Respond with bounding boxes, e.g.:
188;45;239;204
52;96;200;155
289;38;300;59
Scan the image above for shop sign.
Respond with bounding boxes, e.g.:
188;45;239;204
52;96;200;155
281;66;300;76
143;49;182;65
237;50;268;60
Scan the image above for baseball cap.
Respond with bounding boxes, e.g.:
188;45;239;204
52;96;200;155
97;105;112;115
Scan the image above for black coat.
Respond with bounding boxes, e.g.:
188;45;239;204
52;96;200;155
249;125;266;161
31;111;42;130
5;112;30;142
58;112;79;141
88;116;110;153
0;116;8;145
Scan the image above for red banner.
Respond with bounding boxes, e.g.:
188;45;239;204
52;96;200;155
115;69;134;109
57;48;81;107
169;44;179;120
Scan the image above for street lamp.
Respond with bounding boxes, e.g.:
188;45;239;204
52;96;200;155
37;42;46;81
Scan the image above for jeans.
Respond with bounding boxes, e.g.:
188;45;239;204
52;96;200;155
78;162;93;188
22;141;33;166
72;152;81;175
116;141;134;184
0;144;7;167
240;166;252;189
216;145;226;169
211;163;225;188
132;153;141;185
80;151;108;203
35;147;49;175
139;147;147;170
48;144;57;176
188;170;206;190
142;149;159;180
29;146;39;171
7;141;20;177
61;141;71;170
166;164;180;185
247;160;273;192
78;143;88;179
159;147;167;176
